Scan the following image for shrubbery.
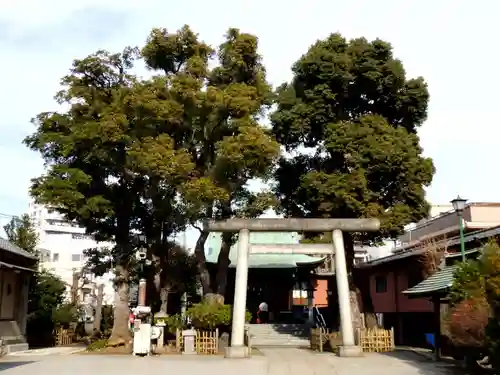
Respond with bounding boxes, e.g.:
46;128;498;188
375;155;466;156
26;270;71;347
186;301;251;330
158;301;252;333
446;296;489;348
446;241;500;370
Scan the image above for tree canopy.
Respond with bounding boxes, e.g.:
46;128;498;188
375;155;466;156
24;25;280;344
141;26;280;298
3;214;39;255
271;33;434;242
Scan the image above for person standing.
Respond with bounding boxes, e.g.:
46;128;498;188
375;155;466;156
258;301;269;324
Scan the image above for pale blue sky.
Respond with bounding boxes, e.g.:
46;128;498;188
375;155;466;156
0;0;498;246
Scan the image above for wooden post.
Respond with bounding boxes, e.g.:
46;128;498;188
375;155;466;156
433;296;441;361
93;284;104;334
390;327;395;349
319;329;323;352
215;328;219;353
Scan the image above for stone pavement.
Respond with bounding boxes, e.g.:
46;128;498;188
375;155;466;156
7;346;85;357
261;348;458;375
0;347;459;375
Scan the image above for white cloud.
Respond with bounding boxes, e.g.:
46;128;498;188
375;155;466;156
0;0;150;29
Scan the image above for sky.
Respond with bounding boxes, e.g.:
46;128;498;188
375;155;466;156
0;0;498;246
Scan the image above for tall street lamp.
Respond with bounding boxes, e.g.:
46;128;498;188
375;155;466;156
451;195;467;262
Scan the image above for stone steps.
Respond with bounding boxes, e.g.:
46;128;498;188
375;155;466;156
247;324;309;348
1;335;29;354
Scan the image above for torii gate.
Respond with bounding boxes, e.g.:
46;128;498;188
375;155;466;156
205;218;380;358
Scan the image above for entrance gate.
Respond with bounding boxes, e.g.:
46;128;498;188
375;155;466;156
205;218;380;358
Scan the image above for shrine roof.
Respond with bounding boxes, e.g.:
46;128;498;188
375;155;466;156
402;265;458;296
0;237;37;260
205;232;325;268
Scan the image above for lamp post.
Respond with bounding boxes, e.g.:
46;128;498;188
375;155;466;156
451;195;467;262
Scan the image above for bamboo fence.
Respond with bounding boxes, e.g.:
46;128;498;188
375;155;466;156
55;328;74;346
176;328;219;355
357;327;395;353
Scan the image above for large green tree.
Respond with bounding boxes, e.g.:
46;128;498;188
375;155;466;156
142;26;280;302
25;48;195;346
271;33;434;328
24;25;280;346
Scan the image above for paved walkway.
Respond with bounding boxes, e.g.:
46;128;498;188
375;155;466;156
261;348;458;375
0;348;459;375
7;346;85;357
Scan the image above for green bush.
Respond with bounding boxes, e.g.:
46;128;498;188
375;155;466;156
52;303;77;328
155;314;184;334
186;302;251;330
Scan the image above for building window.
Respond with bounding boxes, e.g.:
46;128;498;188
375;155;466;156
53;253;59;262
72;254;82;262
375;275;387;293
46;230;67;236
72;233;93;240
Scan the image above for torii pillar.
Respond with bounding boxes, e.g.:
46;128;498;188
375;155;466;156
205;218;380;358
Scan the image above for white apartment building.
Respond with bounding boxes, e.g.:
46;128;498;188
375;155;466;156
29;202;115;305
354;242;394;263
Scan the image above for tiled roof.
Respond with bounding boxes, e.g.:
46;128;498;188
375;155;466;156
0;237;38;260
205;232;325;268
357;232;487;269
402;265;457;295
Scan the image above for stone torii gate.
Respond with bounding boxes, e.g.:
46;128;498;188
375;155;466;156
205;218;380;358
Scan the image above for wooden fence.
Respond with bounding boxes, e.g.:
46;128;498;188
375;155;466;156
196;329;219;354
176;329;219;355
55;328;74;346
310;327;330;352
357;327;395;353
175;329;183;352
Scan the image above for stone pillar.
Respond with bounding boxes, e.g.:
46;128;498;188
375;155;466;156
333;229;362;357
226;228;250;358
138;278;146;307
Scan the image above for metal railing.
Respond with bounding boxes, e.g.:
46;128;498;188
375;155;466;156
313;306;326;329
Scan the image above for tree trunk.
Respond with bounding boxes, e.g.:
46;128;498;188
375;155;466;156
343;233;377;329
194;230;211;294
214;235;232;303
108;265;131;346
93;284;104;336
354;269;378;328
159;287;169;314
71;272;79;304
